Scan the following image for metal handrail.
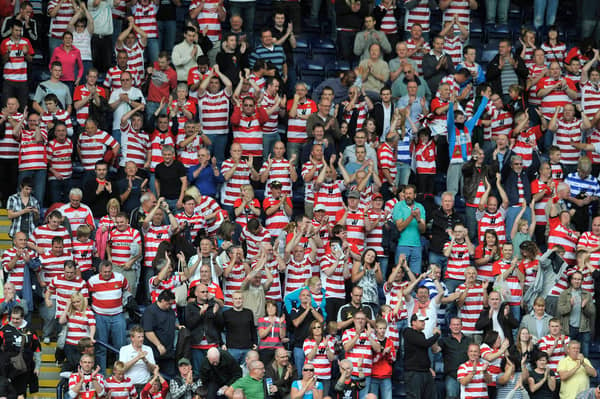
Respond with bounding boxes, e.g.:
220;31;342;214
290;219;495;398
56;377;68;399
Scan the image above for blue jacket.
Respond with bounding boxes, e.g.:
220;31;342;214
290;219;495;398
447;96;489;161
284;286;327;320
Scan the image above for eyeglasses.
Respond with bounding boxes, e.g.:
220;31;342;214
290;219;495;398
513;163;522;166
198;290;208;293
303;368;315;372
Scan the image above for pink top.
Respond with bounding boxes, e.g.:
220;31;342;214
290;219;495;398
50;44;83;82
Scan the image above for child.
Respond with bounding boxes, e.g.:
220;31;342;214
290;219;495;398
548;146;564;182
141;367;169;399
414;128;436;199
41;93;73;138
511;109;546;168
104;361;137;399
72;225;96;280
370;318;396;399
507;84;526;116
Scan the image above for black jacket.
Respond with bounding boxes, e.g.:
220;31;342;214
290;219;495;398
335;0;369;30
475;302;519;346
486;53;529;95
501;167;534;206
199;349;242;387
402;327;440;371
372;4;403;32
428;207;464;254
184;300;222;346
370;101;395;138
264;360;296;399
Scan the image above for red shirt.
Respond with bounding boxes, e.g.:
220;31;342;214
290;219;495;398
147;62;178;103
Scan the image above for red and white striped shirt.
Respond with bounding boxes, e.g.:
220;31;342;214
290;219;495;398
491;259;522;306
104;376;137;399
72;238;95;273
41;109;72;137
286;99;317;143
175;132;202;168
321;252;346;299
553;118;582;165
198;90;230;135
548;223;578;265
18;127;48;171
581;81;600;120
340;208;366;252
87;272;129;315
40;251;74;285
456;360;489;399
341;101;369;131
259;158;294;197
190;0;222;42
538;334;570;375
531;179;553;226
108;227;142;267
518;258;539;288
73;84;108;125
578;232;600;268
59;204;94;234
444;241;471;280
342;328;374;376
442;0;471;31
195;196;224;237
120;123;150;168
0;112;23;159
586;128;600;164
117;40;145;80
285;255;313;297
377;142;396;184
301;160;325;203
65;309;96;346
478;209;506;244
78;131;119;171
48;0;74;39
233;112;264;157
260;93;280;135
404;0;430;32
104;67;139;92
406;38;430;75
384;281;409;321
480;343;503;386
303;337;335;378
149;273;182;310
223;262;246;307
142;224;173;268
485;107;513;140
1;247;36;291
253;257;282;301
175;211;206;243
263;196;292;237
415;140;436;174
443;36;464;67
132;2;158;38
456;283;484;334
537;77;576;119
0;38;34;82
378;5;398;34
541;42;566;66
149;131;175;171
315;180;346;220
473;245;496;282
365;209;385;257
47;275;88;316
220;158;251;207
30;225;72;254
528;64;547;106
242;226;271;259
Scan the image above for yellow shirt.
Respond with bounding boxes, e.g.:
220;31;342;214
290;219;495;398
557;356;592;399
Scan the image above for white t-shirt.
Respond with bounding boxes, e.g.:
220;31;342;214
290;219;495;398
118;344;156;385
109;87;145;131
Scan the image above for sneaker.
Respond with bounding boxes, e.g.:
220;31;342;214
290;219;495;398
43;337;51;344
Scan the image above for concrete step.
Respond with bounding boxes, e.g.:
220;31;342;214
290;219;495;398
39;379;60;389
30;388;58;399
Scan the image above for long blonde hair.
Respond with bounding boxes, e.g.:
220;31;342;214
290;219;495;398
67;292;89;316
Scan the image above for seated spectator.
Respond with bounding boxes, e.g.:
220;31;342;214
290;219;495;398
68;354;105;399
226;360;269;399
170;357;202;399
199;348;243;399
265;347;296;397
141;367;169;399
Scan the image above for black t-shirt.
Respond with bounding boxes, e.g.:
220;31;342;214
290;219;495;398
154;160;186;200
157;0;176;20
270;24;293;60
529;369;555;399
142;303;177;358
290;305;323;347
115;176;145;214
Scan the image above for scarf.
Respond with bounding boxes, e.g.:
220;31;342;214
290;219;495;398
413;299;431;317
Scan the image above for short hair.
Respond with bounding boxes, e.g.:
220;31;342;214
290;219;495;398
44;93;60;104
158;50;170;60
129;325;144;336
197;55;209;65
69;188;83;198
182;195;196;204
50;61;62;69
463;45;475;55
113;361;125;372
76;225;92;238
456;69;471;79
11;305;25;318
95;160;108;169
20;177;33;189
77;337;94;352
52;236;64;245
184;26;196;35
157;290;175;302
162;144;175;154
261;27;272;36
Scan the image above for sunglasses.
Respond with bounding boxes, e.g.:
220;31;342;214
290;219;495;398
303;368;315;372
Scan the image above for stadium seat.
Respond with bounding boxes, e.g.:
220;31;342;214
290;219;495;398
311;38;336;63
299;62;326;95
326;60;351;77
479;49;497;64
292;37;311;65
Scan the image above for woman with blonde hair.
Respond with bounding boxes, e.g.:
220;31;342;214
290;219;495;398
99;198;120;232
59;292;96;367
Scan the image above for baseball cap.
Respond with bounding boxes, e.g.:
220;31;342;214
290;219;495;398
178;358;191;366
410;314;429;322
347;191;360;199
270;180;282;188
314;203;326;212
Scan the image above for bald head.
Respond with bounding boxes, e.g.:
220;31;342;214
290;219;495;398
207;347;220;365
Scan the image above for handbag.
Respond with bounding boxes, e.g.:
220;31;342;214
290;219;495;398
173;258;190;307
10;334;28;376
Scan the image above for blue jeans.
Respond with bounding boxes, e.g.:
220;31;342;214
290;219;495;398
95;313;127;373
192;348;207;376
18;169;47;207
229;348;250;365
429;252;448;273
358;376;371;399
158;20;177;54
229;2;256;45
445;375;460;399
465;206;478;244
533;0;558;29
286;142;303;166
112;128;122;146
294;346;305;378
39;298;56;339
485;0;509;24
505;206;531;243
112;18;123;49
145;101;164;129
379;256;389;280
369;377;392;399
396;162;411;186
395;245;422;275
263;133;280;160
48;178;72;204
569;326;591;358
145;38;160;63
206;134;229;166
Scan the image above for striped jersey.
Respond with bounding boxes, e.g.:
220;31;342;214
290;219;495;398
40;251;74;285
29;225;72;254
65;309;96;346
537;77;576;119
48;0;74;39
263;196;292;237
553;119;583;165
78;130;119;171
198;90;230;135
142;224;173;268
108;227;142;267
0;38;34;82
285;255;313;297
47;275;88;316
477;209;506;244
259;158;294;197
1;247;37;291
149;130;175;171
456;283;484;334
286;99;317;143
342;328;374;376
0;112;23;159
404;0;431;32
87;272;129;315
444;241;471;280
220;158;251;207
190;0;222;42
538;334;570;376
18;127;48;171
301;160;325;203
303;337;335;378
73;84;108;126
132;3;158;38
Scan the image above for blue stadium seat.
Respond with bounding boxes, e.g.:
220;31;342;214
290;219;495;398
479;49;497;64
299;62;326;95
311;38;336;61
292;37;311;66
487;24;510;40
326;61;351;77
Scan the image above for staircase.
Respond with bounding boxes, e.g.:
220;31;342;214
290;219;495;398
0;209;11;253
35;342;62;399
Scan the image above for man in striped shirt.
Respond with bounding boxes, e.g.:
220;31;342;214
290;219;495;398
249;27;287;81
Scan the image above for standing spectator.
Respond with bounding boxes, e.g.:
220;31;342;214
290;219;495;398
28;209;72;255
486;39;528;100
427;192;463;269
59;188;94;234
15;112;48;206
7;178;40;238
0;97;24;204
87;0;113;73
249;28;287;78
538;318;570;378
520;296;552;343
87;260;129;373
82;160;119;218
106;212;143;295
67;3;94;78
115;17;147;83
457;344;492;399
353;15;391;61
145;52;177;128
291;288;325;376
222;291;258;363
392;184;426;274
557;271;595;358
527;351;557;399
108;70;146;143
335;0;368;62
501;155;534;240
73;68;107;131
154;145;187;211
1;21;34;111
265;347;296;397
0;2;38;45
49;31;82;90
226;360;270;398
46;122;74;204
118;325;157;390
357;44;390;100
231;96;269;167
48;0;75;54
171;27;203;83
537;62;578;120
142;290;178;378
58;293;96;369
434;317;472;399
557;341;597;399
68;354;106;399
77;118;119;176
131;0;159;63
403;313;441;399
1;232;36;298
157;0;180;55
422;36;455;95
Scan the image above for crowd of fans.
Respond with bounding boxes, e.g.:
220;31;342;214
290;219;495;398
2;0;600;398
